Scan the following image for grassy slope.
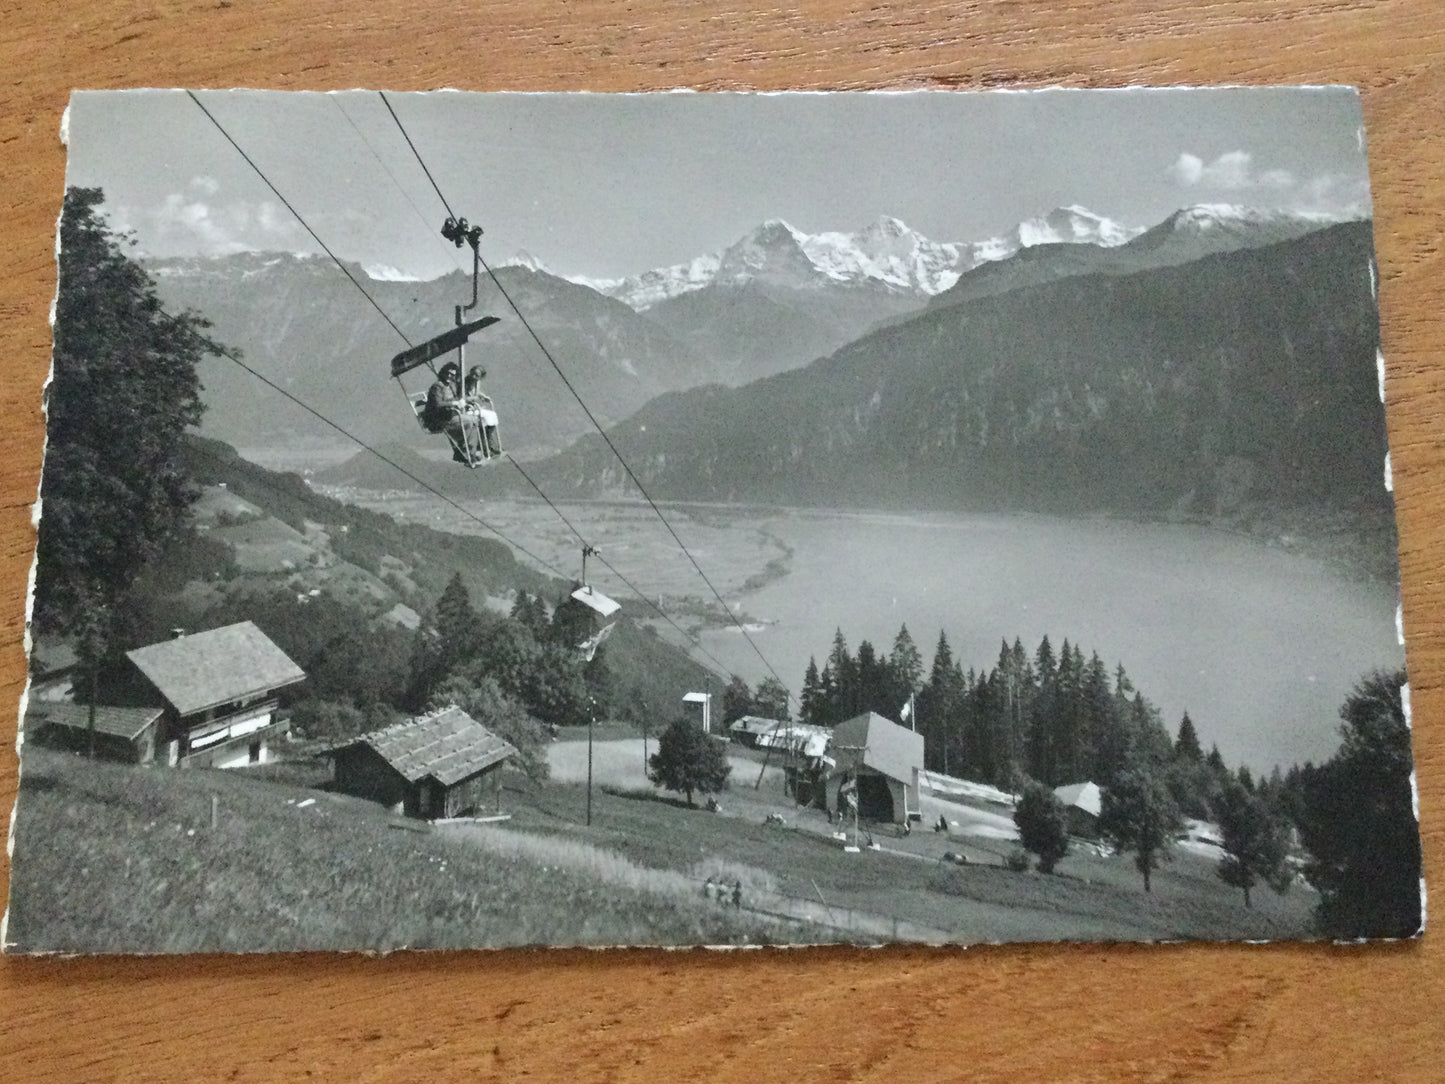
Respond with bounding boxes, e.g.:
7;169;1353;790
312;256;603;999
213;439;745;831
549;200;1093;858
507;753;1317;945
5;748;816;954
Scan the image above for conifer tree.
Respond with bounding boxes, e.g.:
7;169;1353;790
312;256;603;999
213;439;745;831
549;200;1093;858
1174;713;1204;762
1299;668;1421;938
800;657;823;725
888;624;923;707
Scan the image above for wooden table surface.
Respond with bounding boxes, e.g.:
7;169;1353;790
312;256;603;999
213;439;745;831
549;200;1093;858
2;2;1443;1080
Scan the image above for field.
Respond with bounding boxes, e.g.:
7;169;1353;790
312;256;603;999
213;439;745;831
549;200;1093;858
4;747;819;954
6;734;1318;953
521;738;1319;945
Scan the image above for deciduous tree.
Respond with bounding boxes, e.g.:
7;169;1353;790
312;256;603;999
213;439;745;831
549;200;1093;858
36;187;221;638
1215;779;1292;908
1299;668;1422;938
1099;765;1184;892
648;718;731;807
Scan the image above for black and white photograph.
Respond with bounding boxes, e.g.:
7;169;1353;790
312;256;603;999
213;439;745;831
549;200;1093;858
5;86;1422;953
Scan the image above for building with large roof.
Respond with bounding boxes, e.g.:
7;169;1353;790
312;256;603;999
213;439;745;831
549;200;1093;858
824;711;925;824
327;706;518;820
25;701;164;764
1053;781;1104;838
125;620;306;769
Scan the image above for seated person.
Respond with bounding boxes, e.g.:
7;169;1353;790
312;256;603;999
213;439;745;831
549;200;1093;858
463;364;502;456
423;362;484;463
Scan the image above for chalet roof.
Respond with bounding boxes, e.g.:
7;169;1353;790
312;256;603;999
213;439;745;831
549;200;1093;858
755;722;832;758
26;700;163;741
338;706;517;786
126;621;306;717
829;712;924;785
1053;781;1103;818
729;715;785;736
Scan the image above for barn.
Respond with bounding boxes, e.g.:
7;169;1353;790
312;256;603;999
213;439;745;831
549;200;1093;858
25;701;164;764
327;706;517;820
1053;781;1103;838
824;712;925;825
125;621;306;769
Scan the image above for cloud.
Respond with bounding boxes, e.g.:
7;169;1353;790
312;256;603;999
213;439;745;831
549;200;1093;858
1168;150;1295;191
126;191;311;257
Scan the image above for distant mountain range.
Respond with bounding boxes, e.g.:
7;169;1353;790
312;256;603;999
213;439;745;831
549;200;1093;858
151;204;1363;485
582;206;1143;308
528;221;1388;525
150;255;712;458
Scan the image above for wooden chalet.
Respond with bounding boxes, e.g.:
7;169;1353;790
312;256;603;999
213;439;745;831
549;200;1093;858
125;621;306;769
25;701;164;764
328;706;517;820
825;711;925;825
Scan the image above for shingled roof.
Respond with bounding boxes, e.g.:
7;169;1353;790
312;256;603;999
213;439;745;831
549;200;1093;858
340;706;517;786
25;700;164;741
125;621;305;717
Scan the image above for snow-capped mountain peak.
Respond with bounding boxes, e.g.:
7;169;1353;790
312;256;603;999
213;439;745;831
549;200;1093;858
593;206;1150;311
1012;205;1143;249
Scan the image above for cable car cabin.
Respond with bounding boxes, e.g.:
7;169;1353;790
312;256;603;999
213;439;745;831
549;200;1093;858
390;316;504;469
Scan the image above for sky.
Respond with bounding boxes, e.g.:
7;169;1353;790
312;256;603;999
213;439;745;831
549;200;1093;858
63;86;1373;281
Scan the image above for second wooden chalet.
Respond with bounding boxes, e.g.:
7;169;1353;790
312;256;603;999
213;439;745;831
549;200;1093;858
328;706;518;820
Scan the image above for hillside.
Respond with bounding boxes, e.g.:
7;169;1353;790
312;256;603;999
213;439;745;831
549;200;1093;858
531;223;1390;538
5;747;812;953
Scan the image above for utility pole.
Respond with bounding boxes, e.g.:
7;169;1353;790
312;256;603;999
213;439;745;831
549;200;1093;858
586;694;596;827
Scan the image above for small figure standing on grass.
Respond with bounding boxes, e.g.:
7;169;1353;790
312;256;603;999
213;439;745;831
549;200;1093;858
731;881;743;909
704;876;717;901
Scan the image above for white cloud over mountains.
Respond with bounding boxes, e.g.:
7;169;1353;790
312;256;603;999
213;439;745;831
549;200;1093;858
111;175;310;258
1169;151;1294;190
1168;150;1370;217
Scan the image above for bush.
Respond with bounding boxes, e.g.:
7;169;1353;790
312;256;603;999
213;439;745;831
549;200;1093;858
1004;847;1031;872
1014;781;1070;873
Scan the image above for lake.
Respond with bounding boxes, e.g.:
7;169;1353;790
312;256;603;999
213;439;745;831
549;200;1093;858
328;488;1404;773
692;508;1403;774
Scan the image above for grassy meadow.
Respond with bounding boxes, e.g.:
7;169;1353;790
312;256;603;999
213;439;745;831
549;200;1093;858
5;747;819;954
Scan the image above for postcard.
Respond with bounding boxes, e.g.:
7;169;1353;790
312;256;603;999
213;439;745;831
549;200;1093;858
5;87;1420;953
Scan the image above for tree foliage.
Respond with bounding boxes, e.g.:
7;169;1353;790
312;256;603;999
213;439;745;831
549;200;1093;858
1014;781;1070;874
36;187;222;637
648;718;731;807
1215;779;1292;907
804;625;1175;790
1099;765;1184;892
429;674;551;783
1299;668;1422;939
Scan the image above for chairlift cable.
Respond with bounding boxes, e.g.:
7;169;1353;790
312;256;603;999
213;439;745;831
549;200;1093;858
185;90;414;348
506;458;736;681
185;92;753;693
330;95;467;278
379;99;796;702
160;311;568;580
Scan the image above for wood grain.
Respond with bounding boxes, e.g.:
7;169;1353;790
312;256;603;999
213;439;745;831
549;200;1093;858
3;2;1443;1080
